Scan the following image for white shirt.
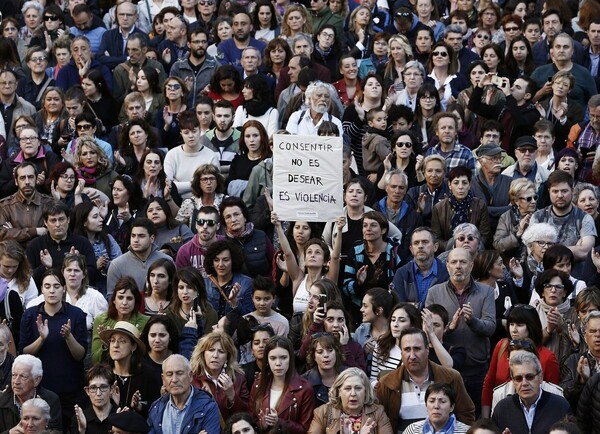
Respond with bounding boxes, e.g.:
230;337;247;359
285;110;343;136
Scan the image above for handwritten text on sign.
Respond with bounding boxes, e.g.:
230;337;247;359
273;134;343;222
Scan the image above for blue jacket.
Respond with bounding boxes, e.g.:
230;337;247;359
392;258;449;309
374;198;423;264
56;59;113;92
147;387;220;434
96;26;147;70
204;273;253;317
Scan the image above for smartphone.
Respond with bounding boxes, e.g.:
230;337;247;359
547;76;553;82
491;75;503;87
192;297;199;312
319;294;327;311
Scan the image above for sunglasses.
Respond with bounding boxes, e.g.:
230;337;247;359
519;195;538;202
512;372;539;383
476;34;490;39
504;26;520;32
44;15;60;21
396;141;412;148
199;0;215;5
432;51;448;57
250;323;274;333
76;124;93;131
196;218;217;227
166;83;182;90
456;235;477;242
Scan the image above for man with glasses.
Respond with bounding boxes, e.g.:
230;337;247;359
176;206;224;275
69;4;107;54
426;247;496;415
0;70;35;145
96;1;146;70
170;29;220;108
0;355;62;433
25;201;97;286
56;36;112;92
471;143;512;233
492;351;570;433
16;47;54;111
502;136;549;192
566;95;600;182
530;170;596;262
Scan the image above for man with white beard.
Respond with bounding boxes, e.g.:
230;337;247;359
285;81;343;136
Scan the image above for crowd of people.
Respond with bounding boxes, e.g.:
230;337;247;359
1;0;600;432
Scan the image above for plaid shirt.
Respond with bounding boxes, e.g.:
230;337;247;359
425;142;476;177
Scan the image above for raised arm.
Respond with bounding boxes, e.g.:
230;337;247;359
326;216;345;283
271;212;302;289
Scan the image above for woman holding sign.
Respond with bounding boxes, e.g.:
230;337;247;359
271;213;344;316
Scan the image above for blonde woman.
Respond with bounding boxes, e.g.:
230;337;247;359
74;137;118;198
383;34;414;91
190;332;249;421
281;5;312;40
343;6;374;61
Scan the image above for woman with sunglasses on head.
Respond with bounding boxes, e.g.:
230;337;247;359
481;304;560;417
303;331;347;408
190;332;249;421
249;336;314;434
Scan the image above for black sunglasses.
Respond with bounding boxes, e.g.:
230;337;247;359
196;218;217;227
250;323;274;333
44;15;60;21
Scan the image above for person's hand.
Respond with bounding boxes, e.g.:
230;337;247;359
36;314;49;340
275;253;288;273
546;307;562;332
114;150;126;166
164;179;173;201
357;27;366;43
461;302;473;322
77;58;91;77
162;48;172;65
270;211;281;227
422;308;435;337
356;265;368;285
447;308;462;331
334;216;345;232
183;76;194;93
111;381;120;405
218;372;235;402
508;258;523;280
163;107;173;126
383;153;393;172
313;306;325;324
40;249;53;269
264;408;278;427
69;246;80;256
516;214;531;237
264;187;273;211
96;255;109;271
36;172;45;186
577;355;591;383
367;173;378;183
479;72;493;88
460;91;470;106
185;308;198;329
228;282;241;304
50;180;61;200
44;31;53;51
359;417;376;434
144;175;157;198
415;154;424;172
130;390;142;412
61;148;74;164
568;322;580;347
534;81;553;101
354;100;366;121
74;178;85;197
126;65;137;87
8;421;24;434
535;102;547;118
74;404;86;434
118;204;131;222
502;429;512;434
338;323;350;345
416;192;427;213
94;199;108;219
60;319;72;339
363;337;376;355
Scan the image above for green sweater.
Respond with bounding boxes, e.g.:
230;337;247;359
91;311;150;364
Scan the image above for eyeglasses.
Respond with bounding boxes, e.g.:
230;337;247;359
0;81;16;87
456;234;477;242
517;147;536;154
476;34;490;39
534;240;554;248
190;39;208;45
19;136;39;143
44;15;60;21
543;283;565;291
509;339;535;350
60;174;76;181
200;176;216;183
432;51;449;57
30;56;47;63
504;26;520;32
166;83;182;90
86;384;110;394
519;195;538;202
76;124;93;131
196;218;217;227
320;32;335;39
512;372;539;383
396;141;412;148
311;332;334;340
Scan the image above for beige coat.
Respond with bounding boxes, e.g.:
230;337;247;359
308;403;393;434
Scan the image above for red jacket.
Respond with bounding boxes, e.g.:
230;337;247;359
192;371;249;422
249;374;314;434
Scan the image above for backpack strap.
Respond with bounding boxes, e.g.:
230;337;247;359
297;110;306;126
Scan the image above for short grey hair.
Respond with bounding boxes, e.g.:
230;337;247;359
291;32;314;52
444;24;464;37
13;355;43;379
241;46;262;58
383;169;408;188
573;183;599;204
452;223;480;239
509;351;542;376
162;354;191;373
404;60;426;77
584;310;600;330
21;1;44;15
22;398;51;422
521;222;558;248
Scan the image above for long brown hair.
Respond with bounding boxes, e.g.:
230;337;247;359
0;241;31;294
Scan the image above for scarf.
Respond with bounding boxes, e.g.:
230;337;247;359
78;167;97;185
243;99;272;117
449;190;473;230
536;297;571;329
510;203;522;226
423;414;457;434
369;53;388;69
225;222;254;239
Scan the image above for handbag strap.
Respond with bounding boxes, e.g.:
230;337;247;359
208;275;236;309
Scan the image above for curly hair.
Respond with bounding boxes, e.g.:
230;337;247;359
75;137;111;173
190;332;243;381
306;332;344;370
190;164;225;198
281;5;313;37
204;240;245;276
118;118;159;157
